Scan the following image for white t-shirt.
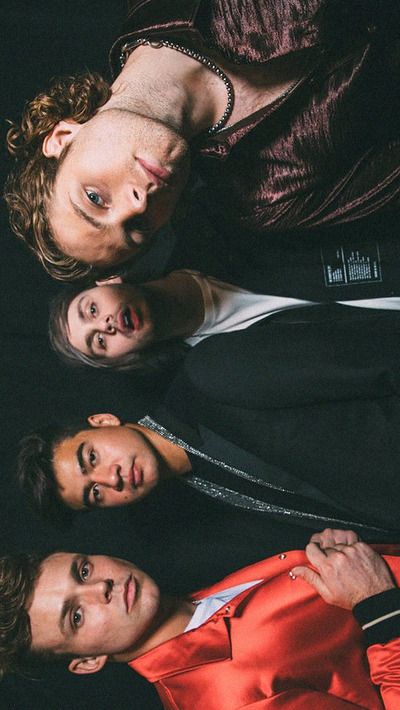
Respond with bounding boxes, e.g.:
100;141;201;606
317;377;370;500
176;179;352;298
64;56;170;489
183;271;400;347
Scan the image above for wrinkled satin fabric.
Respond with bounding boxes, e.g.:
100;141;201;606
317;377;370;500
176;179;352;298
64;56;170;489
130;550;400;709
113;0;400;237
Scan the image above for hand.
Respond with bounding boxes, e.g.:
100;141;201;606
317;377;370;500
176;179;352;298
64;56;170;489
291;541;395;609
309;528;360;549
95;275;123;285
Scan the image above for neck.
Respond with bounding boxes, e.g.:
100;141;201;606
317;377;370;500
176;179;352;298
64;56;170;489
144;271;205;342
105;44;227;138
129;423;192;478
114;595;195;663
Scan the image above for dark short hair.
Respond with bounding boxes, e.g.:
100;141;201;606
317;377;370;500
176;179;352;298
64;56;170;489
18;423;88;523
48;285;189;372
0;553;43;678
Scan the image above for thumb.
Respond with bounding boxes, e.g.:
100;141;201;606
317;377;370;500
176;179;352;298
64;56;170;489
290;565;326;596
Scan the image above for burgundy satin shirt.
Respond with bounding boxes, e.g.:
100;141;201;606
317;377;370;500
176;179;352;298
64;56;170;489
111;1;400;237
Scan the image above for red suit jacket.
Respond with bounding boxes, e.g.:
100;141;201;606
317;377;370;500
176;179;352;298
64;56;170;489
130;550;400;709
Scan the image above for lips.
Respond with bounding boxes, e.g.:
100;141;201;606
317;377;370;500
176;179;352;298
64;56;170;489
119;306;140;333
124;574;137;613
137;158;171;187
126;461;143;489
132;463;143;488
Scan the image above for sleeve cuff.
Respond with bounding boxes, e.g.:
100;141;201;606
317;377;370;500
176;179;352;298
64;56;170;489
353;588;400;645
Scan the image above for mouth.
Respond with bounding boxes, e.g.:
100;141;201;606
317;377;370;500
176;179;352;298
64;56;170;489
127;462;143;489
120;306;141;333
124;574;137;613
137;158;171;188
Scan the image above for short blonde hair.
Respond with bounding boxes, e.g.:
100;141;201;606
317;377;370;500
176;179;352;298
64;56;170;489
4;72;111;281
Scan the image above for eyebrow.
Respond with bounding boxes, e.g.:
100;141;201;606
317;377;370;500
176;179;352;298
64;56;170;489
77;442;86;475
74;300;98;356
77;296;85;322
70;198;106;231
59;555;82;635
76;443;92;509
70;197;146;252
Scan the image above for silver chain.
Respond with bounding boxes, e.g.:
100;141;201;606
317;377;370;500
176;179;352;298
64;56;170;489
119;38;234;135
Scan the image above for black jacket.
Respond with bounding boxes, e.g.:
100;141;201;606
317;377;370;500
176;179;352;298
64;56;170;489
147;305;400;535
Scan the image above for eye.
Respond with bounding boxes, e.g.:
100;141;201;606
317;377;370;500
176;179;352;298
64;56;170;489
85;189;105;207
92;484;102;505
89;303;97;317
72;607;83;629
96;333;106;350
88;449;97;466
80;560;91;581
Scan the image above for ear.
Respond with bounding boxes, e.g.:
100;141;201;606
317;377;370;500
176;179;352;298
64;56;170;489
95;276;123;286
68;654;108;675
42;120;82;158
88;413;121;428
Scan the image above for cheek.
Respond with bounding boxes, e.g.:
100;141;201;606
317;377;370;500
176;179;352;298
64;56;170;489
110;336;134;358
86;610;118;647
122;490;137;504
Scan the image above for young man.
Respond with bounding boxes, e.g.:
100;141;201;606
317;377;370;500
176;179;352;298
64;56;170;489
50;268;400;371
48;270;315;370
17;385;400;537
5;1;400;280
1;528;400;709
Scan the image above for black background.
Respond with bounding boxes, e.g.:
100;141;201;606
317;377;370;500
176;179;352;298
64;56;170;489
0;3;315;708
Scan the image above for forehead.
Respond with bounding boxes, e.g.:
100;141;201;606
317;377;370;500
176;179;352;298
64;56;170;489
28;552;75;651
34;552;74;591
54;428;89;466
53;430;89;508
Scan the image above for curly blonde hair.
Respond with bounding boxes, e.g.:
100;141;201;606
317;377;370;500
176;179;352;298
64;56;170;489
4;72;112;281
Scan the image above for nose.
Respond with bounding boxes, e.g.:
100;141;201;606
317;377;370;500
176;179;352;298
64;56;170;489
85;578;113;604
98;314;116;334
119;186;148;220
93;464;122;489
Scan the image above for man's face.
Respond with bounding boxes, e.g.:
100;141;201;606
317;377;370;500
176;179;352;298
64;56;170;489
46;110;190;267
67;284;156;360
28;553;160;666
53;421;163;509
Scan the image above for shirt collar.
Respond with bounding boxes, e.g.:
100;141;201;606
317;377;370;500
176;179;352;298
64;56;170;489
129;582;261;681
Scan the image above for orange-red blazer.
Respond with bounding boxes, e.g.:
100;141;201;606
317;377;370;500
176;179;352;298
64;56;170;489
130;549;400;709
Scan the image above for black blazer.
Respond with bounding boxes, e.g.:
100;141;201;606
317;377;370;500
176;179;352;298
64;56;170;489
153;305;400;532
226;216;400;301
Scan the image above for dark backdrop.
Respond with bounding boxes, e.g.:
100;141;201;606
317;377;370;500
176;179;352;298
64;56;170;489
0;2;323;708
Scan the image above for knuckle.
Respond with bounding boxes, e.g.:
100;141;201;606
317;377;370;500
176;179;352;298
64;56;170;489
354;542;369;553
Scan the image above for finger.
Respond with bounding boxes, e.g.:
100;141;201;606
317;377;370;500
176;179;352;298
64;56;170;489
309;528;335;548
290;565;328;597
305;541;331;566
95;275;123;286
344;530;360;545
